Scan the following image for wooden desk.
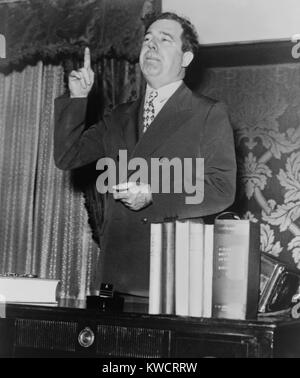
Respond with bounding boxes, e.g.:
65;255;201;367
1;300;300;358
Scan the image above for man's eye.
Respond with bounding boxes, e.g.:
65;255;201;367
162;37;171;42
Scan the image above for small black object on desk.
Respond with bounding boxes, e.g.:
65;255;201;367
86;283;124;312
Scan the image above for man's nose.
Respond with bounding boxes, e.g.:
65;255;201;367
147;38;158;50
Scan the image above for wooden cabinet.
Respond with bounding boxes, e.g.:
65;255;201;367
1;302;300;358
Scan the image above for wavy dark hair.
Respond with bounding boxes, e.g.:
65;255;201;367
144;12;200;54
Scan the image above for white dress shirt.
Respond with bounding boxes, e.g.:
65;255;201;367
144;80;183;118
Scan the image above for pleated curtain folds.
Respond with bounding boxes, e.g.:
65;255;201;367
0;63;100;299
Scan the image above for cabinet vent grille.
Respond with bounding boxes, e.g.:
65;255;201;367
15;319;77;352
96;325;167;357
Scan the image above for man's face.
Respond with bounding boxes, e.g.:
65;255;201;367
139;19;193;88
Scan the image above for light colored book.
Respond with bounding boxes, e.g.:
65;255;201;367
203;224;214;318
0;277;60;304
161;222;176;315
175;220;190;316
188;220;204;317
149;223;163;314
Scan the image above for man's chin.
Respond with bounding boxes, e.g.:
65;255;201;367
141;65;162;78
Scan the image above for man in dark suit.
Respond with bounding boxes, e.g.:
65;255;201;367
54;12;237;297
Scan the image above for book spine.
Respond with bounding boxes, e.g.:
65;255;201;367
203;224;214;318
245;222;261;319
175;220;190;316
149;223;163;314
161;221;176;315
212;220;260;320
188;221;204;317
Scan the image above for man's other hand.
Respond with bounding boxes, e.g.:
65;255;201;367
69;47;95;98
112;182;152;211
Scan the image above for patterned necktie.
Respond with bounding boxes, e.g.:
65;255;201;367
143;90;158;133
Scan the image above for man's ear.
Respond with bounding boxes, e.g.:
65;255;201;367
182;51;194;68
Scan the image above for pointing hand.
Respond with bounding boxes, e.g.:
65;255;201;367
69;47;95;98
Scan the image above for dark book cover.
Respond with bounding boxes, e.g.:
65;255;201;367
212;219;260;320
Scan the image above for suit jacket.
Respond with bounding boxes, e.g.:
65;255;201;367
54;83;237;296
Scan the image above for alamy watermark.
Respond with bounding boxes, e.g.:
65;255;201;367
291;34;300;59
96;150;204;205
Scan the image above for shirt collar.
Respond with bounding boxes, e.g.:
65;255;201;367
145;80;183;103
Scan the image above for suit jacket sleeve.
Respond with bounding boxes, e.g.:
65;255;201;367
150;102;237;221
54;95;107;170
200;102;237;215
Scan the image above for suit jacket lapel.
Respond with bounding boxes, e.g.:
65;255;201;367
130;83;193;159
120;96;144;156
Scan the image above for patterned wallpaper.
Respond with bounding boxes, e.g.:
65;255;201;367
197;63;300;269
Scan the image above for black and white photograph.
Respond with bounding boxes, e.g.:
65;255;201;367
0;0;300;364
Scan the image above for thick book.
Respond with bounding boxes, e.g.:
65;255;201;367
161;221;176;314
203;224;214;318
212;219;260;320
175;220;190;316
188;220;204;317
149;221;176;315
148;223;163;314
0;276;60;303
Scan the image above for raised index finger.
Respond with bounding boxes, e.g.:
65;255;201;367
84;47;91;69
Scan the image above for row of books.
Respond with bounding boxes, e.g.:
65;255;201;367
149;218;261;320
149;220;214;317
1;222;299;315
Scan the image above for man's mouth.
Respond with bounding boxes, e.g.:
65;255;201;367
145;54;160;61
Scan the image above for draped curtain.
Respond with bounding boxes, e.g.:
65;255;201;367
0;0;159;299
0;63;100;299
